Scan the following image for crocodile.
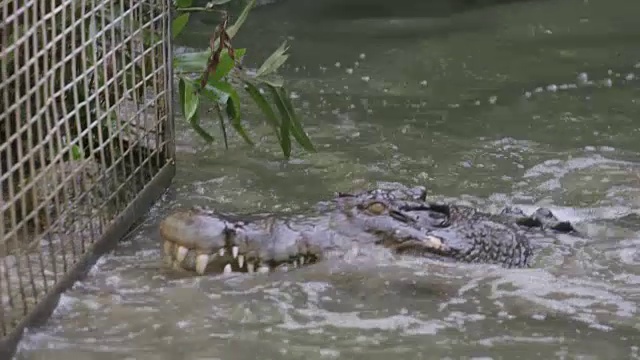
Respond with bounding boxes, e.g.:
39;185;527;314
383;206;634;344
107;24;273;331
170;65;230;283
159;183;577;275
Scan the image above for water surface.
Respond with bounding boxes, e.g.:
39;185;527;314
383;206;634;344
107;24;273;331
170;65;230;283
15;0;640;358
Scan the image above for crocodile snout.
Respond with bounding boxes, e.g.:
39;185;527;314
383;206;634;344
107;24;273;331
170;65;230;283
159;209;318;275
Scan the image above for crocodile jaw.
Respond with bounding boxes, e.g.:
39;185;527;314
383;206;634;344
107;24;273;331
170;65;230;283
162;239;315;275
159;210;317;275
164;240;270;275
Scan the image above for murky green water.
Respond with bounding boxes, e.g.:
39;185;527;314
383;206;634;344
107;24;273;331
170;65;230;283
15;0;640;359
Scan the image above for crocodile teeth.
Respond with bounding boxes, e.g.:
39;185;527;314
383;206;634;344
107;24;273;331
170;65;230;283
247;263;255;273
195;254;209;275
425;235;443;250
219;248;225;256
232;246;239;258
223;263;232;274
238;255;245;268
258;265;270;273
176;246;189;263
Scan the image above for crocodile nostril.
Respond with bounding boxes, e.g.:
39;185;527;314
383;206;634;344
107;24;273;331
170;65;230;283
389;210;412;223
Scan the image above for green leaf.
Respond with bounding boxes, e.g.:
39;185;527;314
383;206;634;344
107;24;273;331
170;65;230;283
172;13;190;39
258;76;284;88
227;0;255;39
178;78;214;143
179;78;200;122
216;105;229;150
71;145;84;160
203;80;253;146
189;109;215;143
178;77;187;116
279;89;315;152
176;0;193;8
279;115;291;157
174;50;209;72
243;81;281;141
174;48;246;77
262;84;314;153
209;48;246;83
225;87;254;146
267;85;293;158
256;41;289;78
201;82;230;105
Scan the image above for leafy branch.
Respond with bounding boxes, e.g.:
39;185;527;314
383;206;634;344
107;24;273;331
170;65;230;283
172;0;315;158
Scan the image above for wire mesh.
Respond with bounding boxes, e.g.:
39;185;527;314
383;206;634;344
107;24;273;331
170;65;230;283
0;0;174;350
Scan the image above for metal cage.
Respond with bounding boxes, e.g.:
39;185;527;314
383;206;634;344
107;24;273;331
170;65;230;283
0;0;175;356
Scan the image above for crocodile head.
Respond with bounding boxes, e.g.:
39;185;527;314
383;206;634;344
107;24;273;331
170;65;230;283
159;185;452;275
158;185;534;275
332;196;534;268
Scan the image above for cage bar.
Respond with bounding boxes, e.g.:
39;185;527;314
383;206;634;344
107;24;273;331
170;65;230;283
0;0;175;357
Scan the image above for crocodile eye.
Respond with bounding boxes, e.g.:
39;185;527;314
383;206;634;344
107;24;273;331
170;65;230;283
366;201;387;215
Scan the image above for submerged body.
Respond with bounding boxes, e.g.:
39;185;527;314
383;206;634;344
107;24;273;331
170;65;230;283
159;184;577;275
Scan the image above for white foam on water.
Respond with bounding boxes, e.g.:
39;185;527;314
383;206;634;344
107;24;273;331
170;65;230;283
481;269;638;328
